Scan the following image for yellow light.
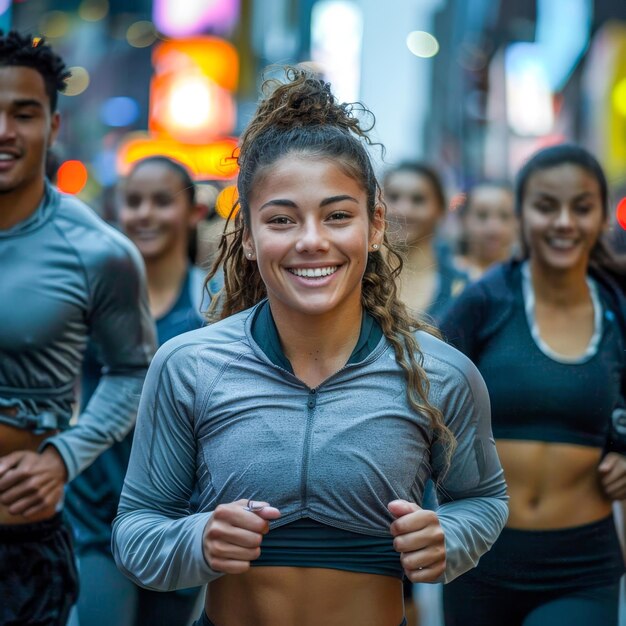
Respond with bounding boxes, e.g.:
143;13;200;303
117;132;239;181
64;67;90;96
168;75;213;130
613;78;626;118
79;0;109;22
39;11;70;39
215;185;239;220
127;20;157;48
150;70;236;142
406;31;439;58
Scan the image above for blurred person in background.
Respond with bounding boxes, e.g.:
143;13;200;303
0;31;155;625
384;162;469;625
455;181;518;281
111;68;508;626
383;162;468;324
440;144;626;626
65;156;219;626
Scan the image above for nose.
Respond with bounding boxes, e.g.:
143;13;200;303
554;206;574;228
135;199;154;220
0;113;16;141
295;218;329;254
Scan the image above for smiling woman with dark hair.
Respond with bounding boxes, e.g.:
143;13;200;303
441;144;626;626
112;68;507;626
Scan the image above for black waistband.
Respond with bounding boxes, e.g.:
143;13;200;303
195;613;407;626
0;512;64;543
466;515;625;591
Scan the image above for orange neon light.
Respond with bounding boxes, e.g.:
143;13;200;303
117;133;239;181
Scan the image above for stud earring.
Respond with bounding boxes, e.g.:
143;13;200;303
372;244;379;251
247;252;253;258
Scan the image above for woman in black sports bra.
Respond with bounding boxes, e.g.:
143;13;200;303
440;144;626;626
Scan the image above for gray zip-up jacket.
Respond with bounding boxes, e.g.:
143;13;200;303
112;303;508;591
0;182;156;481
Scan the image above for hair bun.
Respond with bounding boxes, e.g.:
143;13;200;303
241;66;374;144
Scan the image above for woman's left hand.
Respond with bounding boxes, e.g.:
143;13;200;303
388;499;446;583
599;453;626;500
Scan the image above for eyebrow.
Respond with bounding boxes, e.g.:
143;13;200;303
259;195;359;211
13;99;44;110
533;190;596;202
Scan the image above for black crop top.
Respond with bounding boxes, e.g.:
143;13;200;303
442;263;625;448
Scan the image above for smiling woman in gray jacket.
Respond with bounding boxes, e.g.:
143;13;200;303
112;67;508;626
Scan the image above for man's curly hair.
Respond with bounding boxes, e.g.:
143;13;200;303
0;31;71;111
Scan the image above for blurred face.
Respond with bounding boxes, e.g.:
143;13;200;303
521;164;605;273
384;170;443;245
0;66;59;197
463;185;517;266
243;155;384;319
120;162;199;261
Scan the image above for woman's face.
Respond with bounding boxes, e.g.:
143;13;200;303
521;164;605;273
120;162;199;261
243;155;384;319
384;170;443;246
463;185;517;266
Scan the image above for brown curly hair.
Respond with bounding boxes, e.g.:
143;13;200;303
205;66;456;465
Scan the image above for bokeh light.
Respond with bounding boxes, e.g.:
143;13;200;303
57;160;88;195
63;67;90;96
215;185;239;220
127;21;157;48
153;0;239;37
78;0;109;22
39;11;70;39
100;97;140;127
617;198;626;231
406;31;439;58
612;78;626;118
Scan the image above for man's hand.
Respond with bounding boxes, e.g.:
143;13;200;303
388;499;446;583
599;453;626;500
0;447;68;517
203;499;281;574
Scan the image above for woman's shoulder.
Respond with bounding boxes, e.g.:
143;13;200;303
415;330;480;377
151;307;256;371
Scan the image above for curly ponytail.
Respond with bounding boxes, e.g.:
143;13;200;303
205;67;456;464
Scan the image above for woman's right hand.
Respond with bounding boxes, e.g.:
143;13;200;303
203;499;281;574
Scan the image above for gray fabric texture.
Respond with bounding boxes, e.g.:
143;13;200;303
112;303;508;591
0;182;156;481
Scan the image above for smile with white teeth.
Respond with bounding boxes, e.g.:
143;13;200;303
548;238;578;249
288;266;338;278
0;154;16;161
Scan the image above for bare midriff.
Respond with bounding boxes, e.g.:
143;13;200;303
205;567;404;626
497;439;611;530
0;421;59;525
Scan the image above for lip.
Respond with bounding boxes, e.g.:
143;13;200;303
0;153;18;172
284;264;342;288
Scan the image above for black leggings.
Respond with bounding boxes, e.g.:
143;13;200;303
0;513;79;626
193;613;408;625
443;516;624;626
444;579;618;626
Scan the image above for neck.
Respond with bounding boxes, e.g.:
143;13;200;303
0;178;46;230
145;250;189;317
269;293;363;385
403;236;437;273
529;258;589;307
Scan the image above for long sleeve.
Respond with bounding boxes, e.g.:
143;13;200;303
44;239;156;481
111;338;223;591
428;343;508;583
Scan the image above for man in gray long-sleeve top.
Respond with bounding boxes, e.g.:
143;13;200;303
0;31;156;625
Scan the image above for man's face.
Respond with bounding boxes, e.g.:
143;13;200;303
0;66;59;196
